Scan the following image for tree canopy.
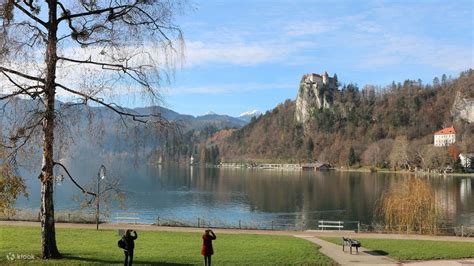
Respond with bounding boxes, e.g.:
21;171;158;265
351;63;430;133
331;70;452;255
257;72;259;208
1;0;185;259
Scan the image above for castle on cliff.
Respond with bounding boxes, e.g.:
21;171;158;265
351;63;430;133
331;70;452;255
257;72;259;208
301;71;336;90
295;71;337;123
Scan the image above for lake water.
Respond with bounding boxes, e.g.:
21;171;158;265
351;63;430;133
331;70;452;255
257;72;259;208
17;163;474;230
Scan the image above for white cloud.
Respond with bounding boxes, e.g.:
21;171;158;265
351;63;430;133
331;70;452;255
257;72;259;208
358;34;473;71
184;40;308;67
163;82;294;95
284;21;341;36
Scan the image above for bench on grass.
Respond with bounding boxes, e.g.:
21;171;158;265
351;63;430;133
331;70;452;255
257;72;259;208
114;212;139;224
318;220;344;231
342;237;361;254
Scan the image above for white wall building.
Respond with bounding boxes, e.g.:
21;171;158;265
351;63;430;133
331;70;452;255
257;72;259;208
459;153;474;168
433;126;456;147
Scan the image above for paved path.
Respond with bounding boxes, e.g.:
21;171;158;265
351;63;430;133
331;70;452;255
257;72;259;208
404;259;474;265
295;235;399;265
295;235;474;266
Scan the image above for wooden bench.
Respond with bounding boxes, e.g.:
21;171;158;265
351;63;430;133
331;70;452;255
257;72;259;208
318;220;344;231
342;237;361;254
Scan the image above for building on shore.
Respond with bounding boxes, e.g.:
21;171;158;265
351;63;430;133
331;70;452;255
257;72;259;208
459;153;474;169
301;163;331;171
433;126;456;147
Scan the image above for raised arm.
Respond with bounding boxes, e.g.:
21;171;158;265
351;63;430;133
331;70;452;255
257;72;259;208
132;231;138;240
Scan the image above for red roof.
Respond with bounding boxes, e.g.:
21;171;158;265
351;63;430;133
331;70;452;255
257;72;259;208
434;126;455;135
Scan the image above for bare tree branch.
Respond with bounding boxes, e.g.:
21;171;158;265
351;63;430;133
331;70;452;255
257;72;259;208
53;161;97;197
0;66;45;83
1;114;44;161
13;2;48;28
55;83;168;124
57;2;139;23
0;71;44;100
57;55;153;88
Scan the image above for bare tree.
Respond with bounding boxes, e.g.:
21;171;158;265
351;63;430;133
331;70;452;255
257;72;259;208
388;135;410;170
0;0;184;259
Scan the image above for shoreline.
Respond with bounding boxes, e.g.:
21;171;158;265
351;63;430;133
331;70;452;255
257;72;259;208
336;167;474;177
1;220;473;242
217;162;474;177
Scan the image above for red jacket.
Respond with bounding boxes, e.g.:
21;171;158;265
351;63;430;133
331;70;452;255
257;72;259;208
201;233;216;256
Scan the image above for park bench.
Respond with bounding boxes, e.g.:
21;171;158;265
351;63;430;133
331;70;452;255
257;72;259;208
114;212;140;224
318;220;344;231
342;237;361;254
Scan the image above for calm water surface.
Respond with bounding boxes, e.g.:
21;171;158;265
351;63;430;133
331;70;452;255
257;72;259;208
18;163;474;229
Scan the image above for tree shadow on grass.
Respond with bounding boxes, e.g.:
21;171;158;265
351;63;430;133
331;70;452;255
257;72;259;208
61;254;121;264
363;250;389;256
61;255;192;265
135;262;193;266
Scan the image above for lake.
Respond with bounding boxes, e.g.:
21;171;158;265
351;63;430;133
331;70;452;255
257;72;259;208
17;163;474;230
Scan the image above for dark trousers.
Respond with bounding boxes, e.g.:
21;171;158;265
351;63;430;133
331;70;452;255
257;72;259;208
124;250;134;266
204;255;212;266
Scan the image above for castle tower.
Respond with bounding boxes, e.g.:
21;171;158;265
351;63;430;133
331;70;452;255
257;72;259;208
322;71;328;85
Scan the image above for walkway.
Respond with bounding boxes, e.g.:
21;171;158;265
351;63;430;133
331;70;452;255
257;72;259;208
295;235;474;266
295;234;398;265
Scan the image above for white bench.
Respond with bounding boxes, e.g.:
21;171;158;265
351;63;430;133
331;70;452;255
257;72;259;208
318;220;344;231
114;212;140;224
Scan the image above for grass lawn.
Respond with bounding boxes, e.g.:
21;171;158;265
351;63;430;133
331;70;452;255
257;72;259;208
320;236;474;260
0;225;333;265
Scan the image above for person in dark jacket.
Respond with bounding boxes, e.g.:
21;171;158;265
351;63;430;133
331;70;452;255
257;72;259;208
201;229;216;266
122;229;138;266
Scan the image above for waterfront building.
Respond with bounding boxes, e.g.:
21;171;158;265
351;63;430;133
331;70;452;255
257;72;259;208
433;126;456;147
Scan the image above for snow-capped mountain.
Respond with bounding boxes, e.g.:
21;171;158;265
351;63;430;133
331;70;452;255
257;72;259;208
204;111;217;116
238;110;262;122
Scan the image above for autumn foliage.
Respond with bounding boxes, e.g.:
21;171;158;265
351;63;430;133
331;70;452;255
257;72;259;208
216;70;474;169
377;178;439;234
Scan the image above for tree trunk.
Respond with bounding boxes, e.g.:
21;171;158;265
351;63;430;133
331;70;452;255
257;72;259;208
40;0;60;259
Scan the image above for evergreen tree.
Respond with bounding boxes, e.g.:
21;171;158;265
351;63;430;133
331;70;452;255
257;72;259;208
441;74;447;87
453;158;464;173
348;146;357;166
306;138;314;160
433;77;440;88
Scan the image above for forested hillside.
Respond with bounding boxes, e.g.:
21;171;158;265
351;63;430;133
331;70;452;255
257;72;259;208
214;70;474;169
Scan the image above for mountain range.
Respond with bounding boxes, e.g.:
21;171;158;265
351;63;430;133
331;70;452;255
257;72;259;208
136;107;261;130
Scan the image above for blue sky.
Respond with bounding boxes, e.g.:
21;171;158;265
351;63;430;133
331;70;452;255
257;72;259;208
153;0;472;117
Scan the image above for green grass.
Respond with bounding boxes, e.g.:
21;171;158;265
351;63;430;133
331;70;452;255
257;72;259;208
320;236;474;260
0;225;333;265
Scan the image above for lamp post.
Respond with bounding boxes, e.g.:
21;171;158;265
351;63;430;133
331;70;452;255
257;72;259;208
96;165;106;230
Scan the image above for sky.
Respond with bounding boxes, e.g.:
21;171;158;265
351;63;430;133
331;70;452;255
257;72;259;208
150;0;473;117
5;0;471;117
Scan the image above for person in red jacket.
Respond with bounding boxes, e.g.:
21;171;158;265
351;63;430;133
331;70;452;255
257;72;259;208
201;229;216;266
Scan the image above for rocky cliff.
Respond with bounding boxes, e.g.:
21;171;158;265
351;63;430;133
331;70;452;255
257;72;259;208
452;91;474;123
295;72;335;123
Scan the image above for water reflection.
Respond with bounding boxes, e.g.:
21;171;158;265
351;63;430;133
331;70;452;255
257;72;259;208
16;163;474;228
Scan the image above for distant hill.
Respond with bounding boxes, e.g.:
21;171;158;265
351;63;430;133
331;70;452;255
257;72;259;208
238;110;262;123
132;107;247;129
0;99;249;165
212;70;474;169
193;113;247;129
